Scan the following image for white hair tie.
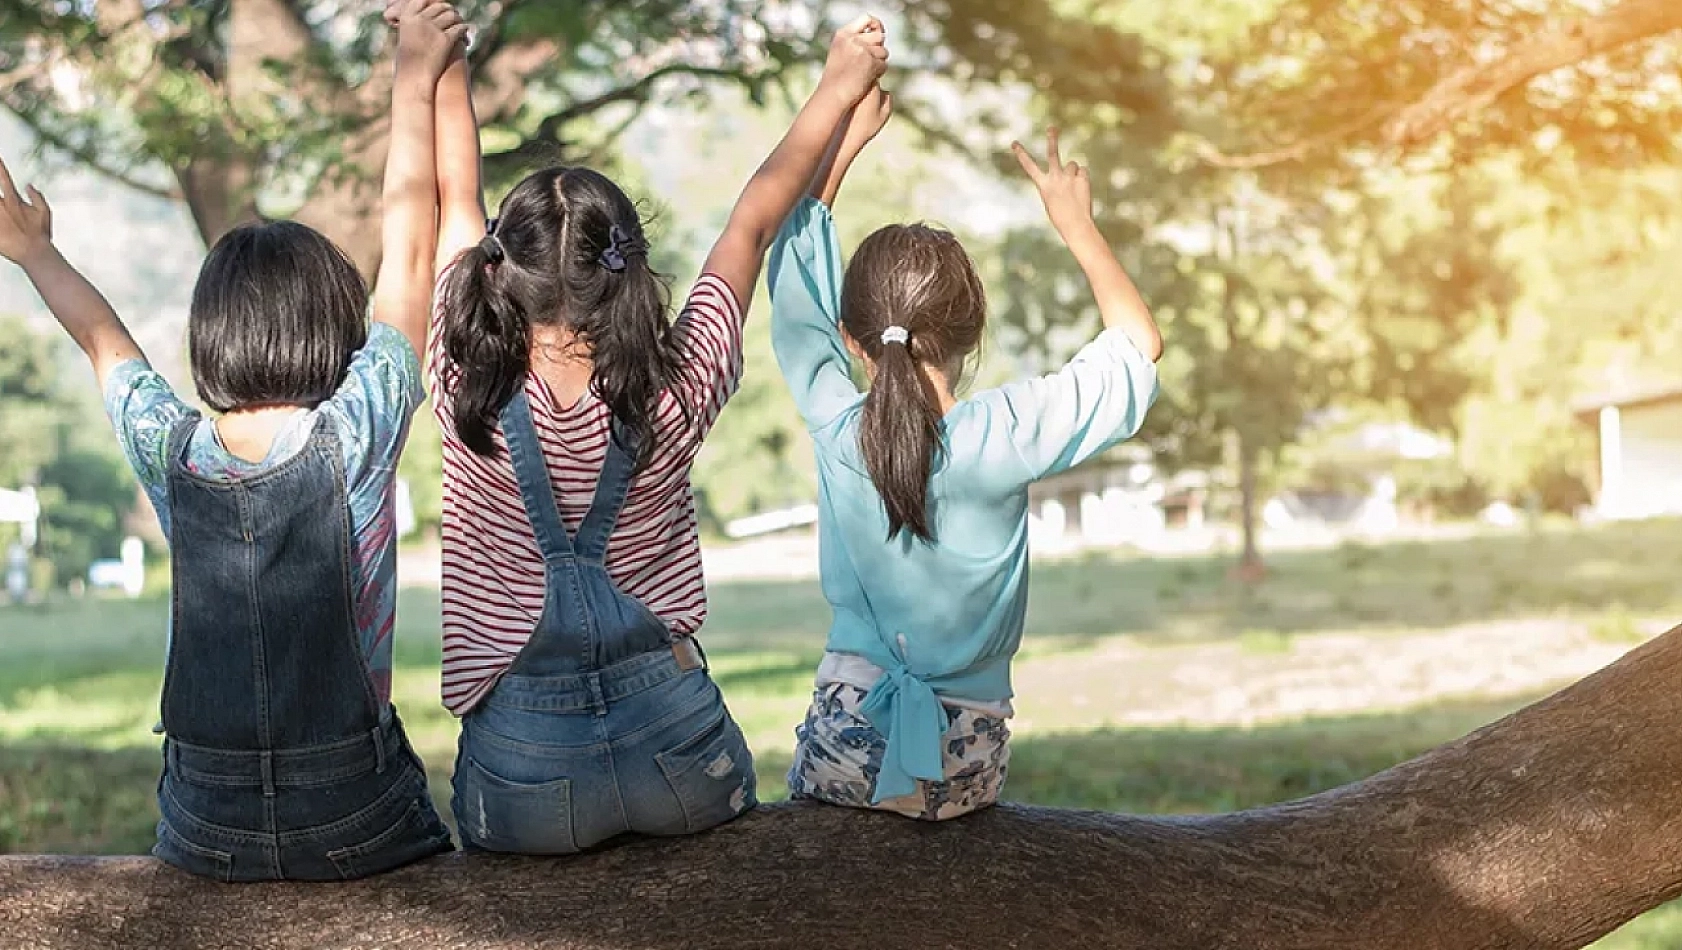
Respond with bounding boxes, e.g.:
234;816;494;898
880;326;910;346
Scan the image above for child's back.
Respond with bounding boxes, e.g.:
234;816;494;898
801;327;1154;695
145;335;449;879
771;116;1163;819
0;0;470;880
422;17;892;854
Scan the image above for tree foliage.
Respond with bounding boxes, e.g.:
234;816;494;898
0;317;134;586
0;0;1167;276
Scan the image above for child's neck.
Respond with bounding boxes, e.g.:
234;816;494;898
216;406;305;464
530;326;594;411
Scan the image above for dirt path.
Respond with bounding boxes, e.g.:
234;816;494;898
1010;617;1667;732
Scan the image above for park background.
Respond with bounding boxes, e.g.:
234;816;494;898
1;0;1681;944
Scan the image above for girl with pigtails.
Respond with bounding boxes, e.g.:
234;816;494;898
420;10;893;852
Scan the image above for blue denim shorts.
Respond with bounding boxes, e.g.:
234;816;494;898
453;649;756;854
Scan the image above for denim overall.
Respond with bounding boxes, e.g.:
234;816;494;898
153;413;453;881
451;390;756;854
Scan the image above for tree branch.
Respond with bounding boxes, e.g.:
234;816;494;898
1203;0;1682;169
481;61;779;177
0;104;180;202
1196;104;1397;170
10;622;1682;947
1382;0;1682;146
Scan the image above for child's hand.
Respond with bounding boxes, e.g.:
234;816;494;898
818;15;889;110
841;84;893;157
0;158;53;268
392;0;469;78
1012;127;1094;239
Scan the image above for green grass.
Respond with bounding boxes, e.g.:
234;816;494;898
4;516;1682;946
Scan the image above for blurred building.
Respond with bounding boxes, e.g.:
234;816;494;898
1575;385;1682;521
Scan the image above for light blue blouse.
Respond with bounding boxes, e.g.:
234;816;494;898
768;198;1160;802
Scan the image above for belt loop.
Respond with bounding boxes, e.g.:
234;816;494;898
587;671;607;717
260;751;276;798
372;724;388;775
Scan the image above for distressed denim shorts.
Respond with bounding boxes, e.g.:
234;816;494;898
453;649;756;854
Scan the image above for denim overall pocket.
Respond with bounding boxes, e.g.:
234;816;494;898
654;698;757;833
454;757;577;854
153;819;235;883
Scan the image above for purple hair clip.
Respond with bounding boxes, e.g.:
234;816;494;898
599;224;646;273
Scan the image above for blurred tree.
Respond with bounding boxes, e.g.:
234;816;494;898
987;3;1522;575
1214;0;1682;168
0;0;1167;278
0;316;134;586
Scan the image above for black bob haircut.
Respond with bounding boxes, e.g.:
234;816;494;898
189;220;369;413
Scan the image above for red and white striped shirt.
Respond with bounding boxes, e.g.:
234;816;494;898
429;273;744;714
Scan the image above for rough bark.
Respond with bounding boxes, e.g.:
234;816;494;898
7;624;1682;949
1382;0;1682;147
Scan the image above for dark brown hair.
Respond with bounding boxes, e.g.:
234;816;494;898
190;221;368;413
436;167;689;467
840;224;986;543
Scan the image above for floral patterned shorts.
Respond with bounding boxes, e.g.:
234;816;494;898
787;682;1011;821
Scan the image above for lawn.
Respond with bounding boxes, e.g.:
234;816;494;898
2;515;1681;948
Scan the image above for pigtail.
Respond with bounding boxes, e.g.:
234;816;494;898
585;245;692;470
439;241;530;457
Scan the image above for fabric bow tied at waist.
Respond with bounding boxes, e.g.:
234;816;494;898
858;654;950;803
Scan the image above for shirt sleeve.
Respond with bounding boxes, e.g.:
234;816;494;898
768;198;862;431
668;274;746;436
324;323;426;498
992;327;1161;482
103;360;196;516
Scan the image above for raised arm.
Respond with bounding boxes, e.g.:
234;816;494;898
701;15;889;307
1011;127;1163;363
372;0;468;357
810;84;893;207
431;46;486;273
0;159;143;390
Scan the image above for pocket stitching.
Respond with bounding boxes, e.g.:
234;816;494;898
654;716;753;830
458;758;575;853
651;701;728;769
157;822;234;883
326;799;426;879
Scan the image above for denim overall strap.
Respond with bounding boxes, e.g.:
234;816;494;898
162;413;384;758
573;419;641;563
498;389;640;566
496;389;666;676
498;390;578;562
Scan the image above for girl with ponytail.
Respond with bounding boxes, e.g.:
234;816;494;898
420;13;892;853
770;97;1165;821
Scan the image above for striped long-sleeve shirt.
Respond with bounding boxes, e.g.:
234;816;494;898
429;273;743;714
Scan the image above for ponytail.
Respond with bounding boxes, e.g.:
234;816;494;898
858;335;944;542
841;223;989;545
439;240;530;457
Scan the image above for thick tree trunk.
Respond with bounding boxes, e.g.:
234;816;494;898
7;625;1682;949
